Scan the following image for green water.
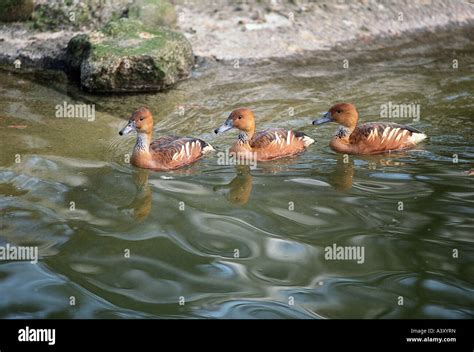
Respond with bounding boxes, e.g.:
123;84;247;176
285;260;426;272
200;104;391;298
0;28;473;319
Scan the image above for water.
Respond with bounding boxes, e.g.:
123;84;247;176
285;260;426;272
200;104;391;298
0;28;473;319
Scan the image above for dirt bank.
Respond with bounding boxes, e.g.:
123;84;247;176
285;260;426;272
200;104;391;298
175;0;474;61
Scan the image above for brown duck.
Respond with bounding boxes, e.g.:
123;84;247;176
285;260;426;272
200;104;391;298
313;103;427;154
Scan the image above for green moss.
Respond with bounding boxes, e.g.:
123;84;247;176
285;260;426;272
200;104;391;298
101;18;146;37
92;34;170;58
90;18;188;59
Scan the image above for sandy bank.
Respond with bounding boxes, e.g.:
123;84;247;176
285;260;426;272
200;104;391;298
176;0;474;61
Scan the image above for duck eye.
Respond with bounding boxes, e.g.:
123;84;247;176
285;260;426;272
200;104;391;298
336;110;342;114
238;115;243;119
139;116;144;121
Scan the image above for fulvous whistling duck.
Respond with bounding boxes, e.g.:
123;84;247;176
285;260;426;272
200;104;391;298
214;108;315;161
119;107;214;170
313;103;427;155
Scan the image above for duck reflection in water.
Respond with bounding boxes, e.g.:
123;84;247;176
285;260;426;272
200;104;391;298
215;157;356;204
119;154;411;215
323;153;410;191
118;165;205;221
118;168;152;222
214;165;253;205
327;155;355;192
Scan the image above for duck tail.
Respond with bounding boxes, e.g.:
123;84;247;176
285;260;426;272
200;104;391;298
408;132;427;145
294;131;315;147
199;140;215;154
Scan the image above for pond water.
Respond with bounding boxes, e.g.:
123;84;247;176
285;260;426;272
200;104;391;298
0;27;473;318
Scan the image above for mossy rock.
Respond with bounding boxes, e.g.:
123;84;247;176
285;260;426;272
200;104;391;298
66;18;194;93
0;0;34;22
31;0;130;31
128;0;177;28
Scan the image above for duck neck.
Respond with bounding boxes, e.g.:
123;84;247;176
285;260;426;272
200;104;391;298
239;127;255;143
134;132;151;154
345;116;358;139
337;125;356;141
238;132;249;144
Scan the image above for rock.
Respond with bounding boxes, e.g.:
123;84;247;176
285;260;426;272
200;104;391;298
66;18;194;93
128;0;177;28
31;0;176;31
0;0;34;22
0;25;76;71
65;34;91;78
32;0;130;31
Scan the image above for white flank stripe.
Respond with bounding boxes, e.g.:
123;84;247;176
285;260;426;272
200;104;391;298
185;142;190;156
369;130;375;141
387;128;396;141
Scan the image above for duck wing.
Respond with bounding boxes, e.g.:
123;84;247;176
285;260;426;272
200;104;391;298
249;128;310;160
150;135;181;148
150;136;213;167
252;128;311;149
350;123;426;153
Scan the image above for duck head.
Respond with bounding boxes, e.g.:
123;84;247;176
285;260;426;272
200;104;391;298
214;108;256;137
313;103;358;130
119;107;154;136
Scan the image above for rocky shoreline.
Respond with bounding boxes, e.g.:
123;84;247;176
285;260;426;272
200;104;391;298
0;0;473;93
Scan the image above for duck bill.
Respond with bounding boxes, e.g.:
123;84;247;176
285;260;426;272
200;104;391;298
119;120;136;135
313;112;333;125
214;119;233;134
